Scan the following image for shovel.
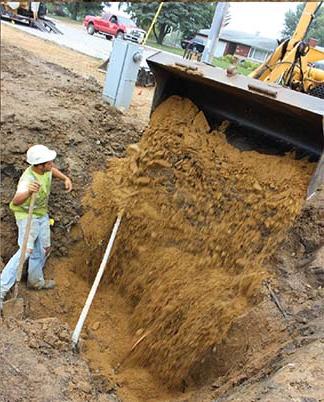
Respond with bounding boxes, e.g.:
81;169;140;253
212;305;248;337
2;192;37;319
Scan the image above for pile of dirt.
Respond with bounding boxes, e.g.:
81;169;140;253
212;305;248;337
0;42;142;262
0;317;119;402
217;337;324;402
1;30;322;402
68;96;315;388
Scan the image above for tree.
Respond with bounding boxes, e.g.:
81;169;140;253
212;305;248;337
65;2;108;21
46;2;67;17
282;3;324;46
125;2;216;45
47;1;110;20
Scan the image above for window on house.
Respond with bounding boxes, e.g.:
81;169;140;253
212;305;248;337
248;48;268;62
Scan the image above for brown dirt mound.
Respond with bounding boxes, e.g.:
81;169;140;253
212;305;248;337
1;29;322;402
66;96;315;388
0;42;141;262
0;317;119;402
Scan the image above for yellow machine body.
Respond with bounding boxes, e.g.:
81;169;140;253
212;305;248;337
250;2;324;96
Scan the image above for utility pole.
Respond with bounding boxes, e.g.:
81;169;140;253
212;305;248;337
201;2;229;65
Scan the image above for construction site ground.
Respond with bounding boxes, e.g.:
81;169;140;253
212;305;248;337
1;23;324;402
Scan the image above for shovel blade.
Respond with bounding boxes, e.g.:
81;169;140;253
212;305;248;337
2;297;24;320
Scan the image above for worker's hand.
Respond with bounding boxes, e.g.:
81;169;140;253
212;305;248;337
28;182;40;194
64;177;73;192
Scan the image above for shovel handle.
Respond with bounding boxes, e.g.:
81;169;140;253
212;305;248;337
13;192;37;298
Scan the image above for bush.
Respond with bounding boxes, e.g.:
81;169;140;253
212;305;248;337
240;60;260;70
222;54;236;64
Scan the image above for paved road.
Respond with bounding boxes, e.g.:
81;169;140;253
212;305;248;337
1;18;181;66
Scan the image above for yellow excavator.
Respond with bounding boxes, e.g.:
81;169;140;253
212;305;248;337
250;2;324;98
146;2;323;197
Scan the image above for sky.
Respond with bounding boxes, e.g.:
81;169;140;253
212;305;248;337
227;2;300;38
108;2;301;40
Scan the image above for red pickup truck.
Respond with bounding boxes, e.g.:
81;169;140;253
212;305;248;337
83;13;145;43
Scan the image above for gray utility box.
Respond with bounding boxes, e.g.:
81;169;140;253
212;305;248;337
103;39;143;110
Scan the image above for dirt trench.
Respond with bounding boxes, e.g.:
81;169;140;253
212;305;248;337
25;97;323;402
1;26;324;402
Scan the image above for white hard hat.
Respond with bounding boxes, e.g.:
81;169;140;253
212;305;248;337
26;145;57;165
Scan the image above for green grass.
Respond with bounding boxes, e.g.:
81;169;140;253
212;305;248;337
237;65;258;76
145;40;185;56
212;58;229;69
212;58;258;76
145;40;259;76
47;14;82;26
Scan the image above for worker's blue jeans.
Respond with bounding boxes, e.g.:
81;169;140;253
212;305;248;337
0;215;51;300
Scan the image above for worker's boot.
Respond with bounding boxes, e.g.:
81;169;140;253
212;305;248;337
27;279;56;290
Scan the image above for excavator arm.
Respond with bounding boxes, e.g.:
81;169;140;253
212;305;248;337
249;2;323;88
289;2;322;49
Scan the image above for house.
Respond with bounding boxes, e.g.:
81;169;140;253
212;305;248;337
195;29;278;62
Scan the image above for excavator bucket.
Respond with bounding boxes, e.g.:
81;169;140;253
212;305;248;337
146;53;324;196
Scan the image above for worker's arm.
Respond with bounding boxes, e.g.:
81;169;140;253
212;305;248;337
51;166;73;192
12;182;40;206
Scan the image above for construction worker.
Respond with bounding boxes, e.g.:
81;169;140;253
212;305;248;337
0;145;72;301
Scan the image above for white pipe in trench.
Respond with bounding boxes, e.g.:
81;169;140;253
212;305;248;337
71;214;122;350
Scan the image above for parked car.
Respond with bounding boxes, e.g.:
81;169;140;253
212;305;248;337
83;13;145;43
181;35;206;53
181;36;193;49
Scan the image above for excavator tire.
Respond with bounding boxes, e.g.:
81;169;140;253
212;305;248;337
309;84;324;99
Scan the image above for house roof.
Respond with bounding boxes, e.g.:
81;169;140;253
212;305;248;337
198;29;278;52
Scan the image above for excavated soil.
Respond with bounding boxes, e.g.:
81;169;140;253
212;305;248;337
0;318;120;402
1;27;324;402
0;39;142;263
68;95;316;390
